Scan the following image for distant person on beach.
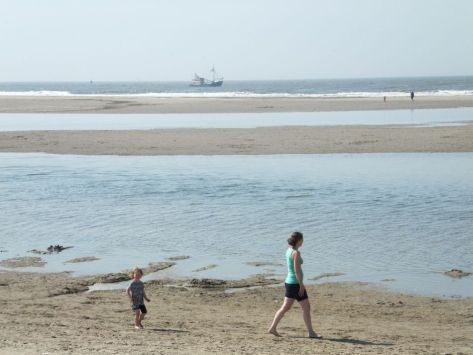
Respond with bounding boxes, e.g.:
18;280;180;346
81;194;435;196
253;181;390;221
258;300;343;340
268;232;319;338
127;267;150;329
410;91;415;101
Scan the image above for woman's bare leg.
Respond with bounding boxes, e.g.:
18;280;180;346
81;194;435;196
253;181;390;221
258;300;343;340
299;299;319;338
268;297;295;336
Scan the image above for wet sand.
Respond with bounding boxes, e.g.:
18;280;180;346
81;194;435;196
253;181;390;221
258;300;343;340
1;124;473;155
0;95;472;113
0;270;471;354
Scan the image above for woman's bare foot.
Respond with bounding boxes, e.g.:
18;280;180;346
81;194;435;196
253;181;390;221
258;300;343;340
308;331;321;338
134;325;141;330
268;328;281;337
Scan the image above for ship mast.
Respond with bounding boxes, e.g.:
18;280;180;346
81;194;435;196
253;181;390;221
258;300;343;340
211;66;216;82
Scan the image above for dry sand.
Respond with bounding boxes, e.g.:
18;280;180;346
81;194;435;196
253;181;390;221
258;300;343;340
0;95;472;113
1;124;473;155
0;270;471;354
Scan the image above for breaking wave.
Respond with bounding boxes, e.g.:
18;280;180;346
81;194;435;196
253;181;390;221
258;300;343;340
0;90;472;98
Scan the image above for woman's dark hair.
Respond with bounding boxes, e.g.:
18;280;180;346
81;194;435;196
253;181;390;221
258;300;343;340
287;231;303;247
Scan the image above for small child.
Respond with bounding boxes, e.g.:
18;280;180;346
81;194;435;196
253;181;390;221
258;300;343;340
126;267;150;329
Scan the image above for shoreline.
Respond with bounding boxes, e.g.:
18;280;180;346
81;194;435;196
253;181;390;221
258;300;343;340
1;124;473;155
0;268;471;354
0;95;472;113
1;255;470;299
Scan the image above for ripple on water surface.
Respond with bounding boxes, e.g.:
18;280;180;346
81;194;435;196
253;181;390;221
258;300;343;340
0;153;472;297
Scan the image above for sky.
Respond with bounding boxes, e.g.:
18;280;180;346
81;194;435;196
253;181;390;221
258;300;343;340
1;0;472;81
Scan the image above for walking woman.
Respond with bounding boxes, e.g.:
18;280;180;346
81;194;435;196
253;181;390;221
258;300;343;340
268;231;319;338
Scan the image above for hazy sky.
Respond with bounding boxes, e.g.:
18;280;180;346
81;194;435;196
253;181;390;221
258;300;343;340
1;0;472;81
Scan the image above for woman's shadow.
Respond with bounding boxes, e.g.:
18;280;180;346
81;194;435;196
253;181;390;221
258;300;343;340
293;336;394;346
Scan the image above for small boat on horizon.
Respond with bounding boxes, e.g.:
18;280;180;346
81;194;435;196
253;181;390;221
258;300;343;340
190;67;223;87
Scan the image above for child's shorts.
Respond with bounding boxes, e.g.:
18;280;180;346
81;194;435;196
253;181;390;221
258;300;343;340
132;304;147;314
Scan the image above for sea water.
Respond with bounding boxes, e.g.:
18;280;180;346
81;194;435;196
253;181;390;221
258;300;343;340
0;153;472;298
1;77;473;97
1;108;473;131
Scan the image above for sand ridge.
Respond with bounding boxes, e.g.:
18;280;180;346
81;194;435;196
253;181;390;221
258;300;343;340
1;124;473;155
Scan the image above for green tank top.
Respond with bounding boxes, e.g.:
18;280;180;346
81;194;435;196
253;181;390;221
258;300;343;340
285;248;303;284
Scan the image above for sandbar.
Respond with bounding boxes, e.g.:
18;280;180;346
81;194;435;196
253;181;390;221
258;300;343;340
0;95;472;113
1;124;472;155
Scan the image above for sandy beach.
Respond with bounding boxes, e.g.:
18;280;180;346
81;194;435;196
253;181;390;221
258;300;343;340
3;1;472;353
2;96;472;354
0;268;471;355
0;95;472;113
1;124;473;155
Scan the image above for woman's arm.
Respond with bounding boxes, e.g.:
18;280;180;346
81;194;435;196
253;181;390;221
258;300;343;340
293;251;305;295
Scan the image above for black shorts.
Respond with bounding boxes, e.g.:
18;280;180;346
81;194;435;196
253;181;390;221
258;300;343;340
132;304;147;314
285;283;308;301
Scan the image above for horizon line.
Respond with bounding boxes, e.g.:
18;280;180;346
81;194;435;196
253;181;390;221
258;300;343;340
1;74;473;84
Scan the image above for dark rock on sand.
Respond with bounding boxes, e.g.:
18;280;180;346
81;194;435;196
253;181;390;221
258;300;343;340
47;245;73;253
376;300;405;307
0;256;46;268
64;256;100;264
29;245;73;255
192;264;218;272
143;261;176;274
245;261;283;267
48;285;90;297
88;261;176;284
186;274;281;289
310;272;346;281
444;269;471;278
91;273;130;284
187;279;227;288
29;249;49;255
226;274;282;289
167;256;191;261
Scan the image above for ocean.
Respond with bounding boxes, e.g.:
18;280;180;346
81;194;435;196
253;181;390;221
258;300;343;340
1;76;473;98
1;153;472;298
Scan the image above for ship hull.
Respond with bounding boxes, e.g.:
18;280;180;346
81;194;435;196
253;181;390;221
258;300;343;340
189;80;223;87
